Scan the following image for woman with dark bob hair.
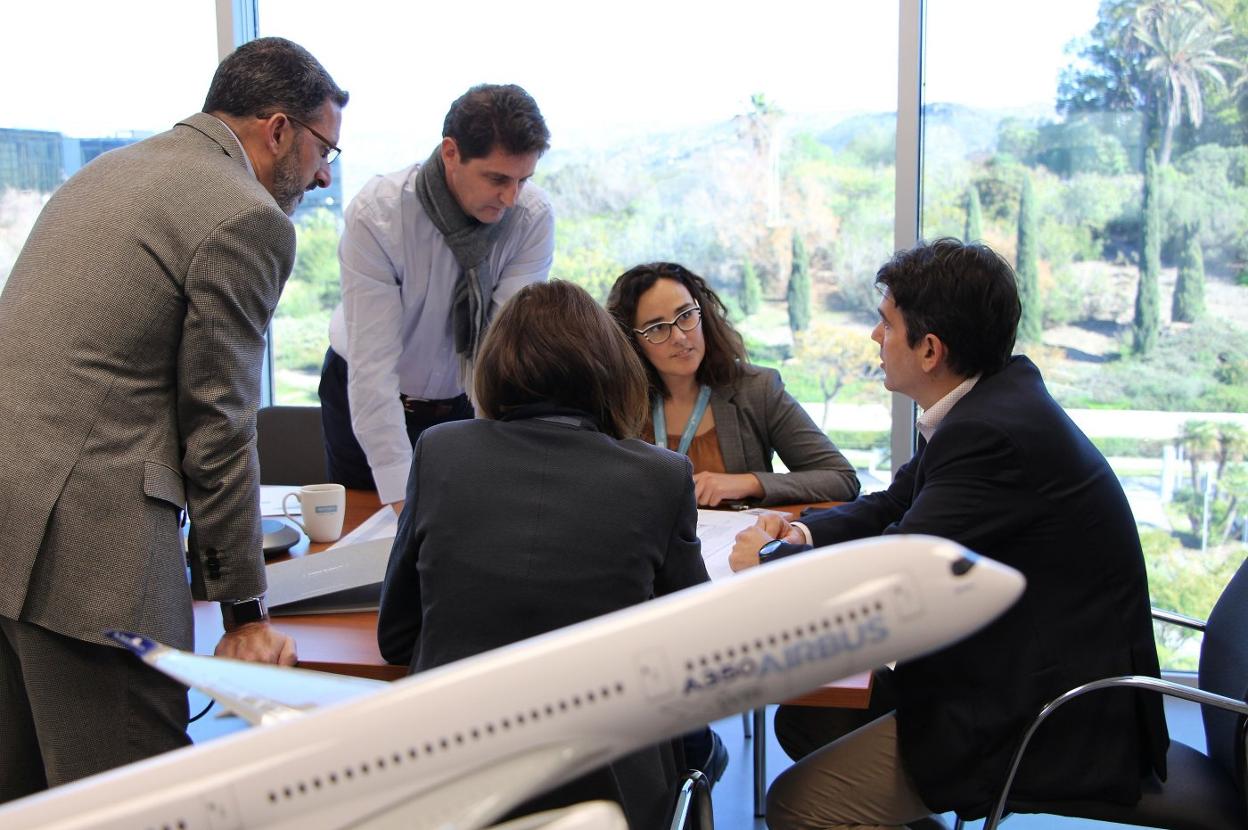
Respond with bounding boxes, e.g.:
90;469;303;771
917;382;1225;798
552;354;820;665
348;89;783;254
377;280;709;826
607;262;860;507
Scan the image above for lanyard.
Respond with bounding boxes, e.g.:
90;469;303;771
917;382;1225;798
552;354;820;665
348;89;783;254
653;385;712;456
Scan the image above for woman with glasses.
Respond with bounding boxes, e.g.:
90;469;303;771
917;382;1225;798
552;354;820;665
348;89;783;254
377;280;708;826
607;262;861;509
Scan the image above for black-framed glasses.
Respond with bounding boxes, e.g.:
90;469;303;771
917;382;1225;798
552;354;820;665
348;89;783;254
283;114;341;165
634;305;702;344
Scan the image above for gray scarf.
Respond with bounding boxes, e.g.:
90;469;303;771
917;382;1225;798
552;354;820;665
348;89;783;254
413;147;515;390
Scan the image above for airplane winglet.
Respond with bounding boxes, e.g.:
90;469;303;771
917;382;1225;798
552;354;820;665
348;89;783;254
106;630;161;657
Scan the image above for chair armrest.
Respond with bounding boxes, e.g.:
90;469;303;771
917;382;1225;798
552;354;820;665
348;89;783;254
984;675;1248;830
1151;607;1207;633
669;770;713;830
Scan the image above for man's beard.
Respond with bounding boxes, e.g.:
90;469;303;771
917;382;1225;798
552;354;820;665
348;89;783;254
273;144;307;216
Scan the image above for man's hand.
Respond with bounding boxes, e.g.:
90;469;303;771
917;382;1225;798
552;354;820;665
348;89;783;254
214;622;297;666
693;471;763;507
729;525;774;572
728;514;807;572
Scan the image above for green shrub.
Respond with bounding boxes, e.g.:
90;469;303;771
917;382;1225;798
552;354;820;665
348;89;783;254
826;430;890;451
1061;319;1248;412
1089;437;1168;458
1143;532;1245;669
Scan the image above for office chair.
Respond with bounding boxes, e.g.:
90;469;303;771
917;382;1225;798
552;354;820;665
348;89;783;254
668;769;714;830
957;555;1248;830
256;405;329;485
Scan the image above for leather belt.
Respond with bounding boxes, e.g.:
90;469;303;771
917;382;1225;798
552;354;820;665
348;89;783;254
400;394;462;418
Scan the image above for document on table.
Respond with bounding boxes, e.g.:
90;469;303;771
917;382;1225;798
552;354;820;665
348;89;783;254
329;505;398;550
260;484;300;516
697;509;763;580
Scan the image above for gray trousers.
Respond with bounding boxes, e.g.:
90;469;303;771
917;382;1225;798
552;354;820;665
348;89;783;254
0;616;190;804
766;714;934;830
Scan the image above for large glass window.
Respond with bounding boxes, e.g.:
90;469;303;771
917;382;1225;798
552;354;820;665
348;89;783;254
923;0;1248;669
259;1;901;488
1;2;219;293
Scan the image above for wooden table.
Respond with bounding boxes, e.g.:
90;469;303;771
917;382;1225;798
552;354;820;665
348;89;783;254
738;500;873;710
733;501;873;816
194;492;872;815
193;489;406;681
193;494;872;701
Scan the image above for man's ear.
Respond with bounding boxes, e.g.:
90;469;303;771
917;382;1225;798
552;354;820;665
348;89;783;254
920;333;947;374
440;136;459;167
258;113;295;156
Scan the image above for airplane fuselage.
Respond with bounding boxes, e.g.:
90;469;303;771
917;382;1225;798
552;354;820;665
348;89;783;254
0;535;1024;830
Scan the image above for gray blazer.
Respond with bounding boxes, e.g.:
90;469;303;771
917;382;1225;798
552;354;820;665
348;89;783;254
710;367;860;505
0;113;295;649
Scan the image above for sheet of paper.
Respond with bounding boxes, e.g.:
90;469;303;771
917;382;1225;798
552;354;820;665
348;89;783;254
260;485;300;516
697;509;763;580
329;505;398;550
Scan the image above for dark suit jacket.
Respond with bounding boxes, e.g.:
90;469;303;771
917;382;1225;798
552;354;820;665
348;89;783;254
377;408;709;826
798;356;1169;816
709;367;860;505
0;113;293;648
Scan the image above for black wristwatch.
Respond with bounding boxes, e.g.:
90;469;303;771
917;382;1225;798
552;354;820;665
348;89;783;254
757;538;786;564
221;596;267;630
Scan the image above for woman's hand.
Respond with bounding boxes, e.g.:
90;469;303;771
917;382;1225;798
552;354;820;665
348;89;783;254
693;471;764;507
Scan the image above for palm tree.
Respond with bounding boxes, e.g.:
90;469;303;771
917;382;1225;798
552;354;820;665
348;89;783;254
1178;419;1219;490
1215;423;1247;482
1133;0;1242;165
735;93;784;226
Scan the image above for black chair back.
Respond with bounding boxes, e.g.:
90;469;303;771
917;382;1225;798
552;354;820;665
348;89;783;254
256;405;328;485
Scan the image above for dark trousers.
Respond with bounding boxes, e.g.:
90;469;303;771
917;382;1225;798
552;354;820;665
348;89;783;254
317;347;473;491
0;617;190;804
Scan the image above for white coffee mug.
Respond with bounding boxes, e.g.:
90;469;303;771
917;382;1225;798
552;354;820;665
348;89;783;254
282;483;346;543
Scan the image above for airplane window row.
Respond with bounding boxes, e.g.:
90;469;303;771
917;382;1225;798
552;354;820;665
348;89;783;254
263;680;629;808
683;600;885;672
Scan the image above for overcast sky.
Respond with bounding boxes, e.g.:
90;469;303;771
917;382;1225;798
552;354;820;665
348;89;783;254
6;1;1099;201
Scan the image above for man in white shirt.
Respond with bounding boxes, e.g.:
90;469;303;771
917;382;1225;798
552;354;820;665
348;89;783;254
319;84;555;509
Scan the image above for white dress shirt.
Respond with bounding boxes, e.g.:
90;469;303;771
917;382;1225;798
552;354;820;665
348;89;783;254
329;162;554;503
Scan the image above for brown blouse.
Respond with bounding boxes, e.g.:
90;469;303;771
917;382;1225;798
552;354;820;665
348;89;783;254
641;424;727;474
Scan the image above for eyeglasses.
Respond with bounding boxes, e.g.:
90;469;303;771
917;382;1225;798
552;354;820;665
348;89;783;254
283;114;341;165
634;305;702;344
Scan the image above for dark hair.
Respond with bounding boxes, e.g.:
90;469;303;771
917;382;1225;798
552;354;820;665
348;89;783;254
606;262;748;399
474;281;648;440
875;237;1021;377
443;84;550;161
203;37;349;121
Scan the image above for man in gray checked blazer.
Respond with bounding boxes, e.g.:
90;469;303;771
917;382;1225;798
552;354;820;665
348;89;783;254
0;38;347;801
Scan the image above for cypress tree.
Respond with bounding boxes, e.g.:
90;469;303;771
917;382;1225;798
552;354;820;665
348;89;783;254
1133;150;1161;354
1016;175;1042;344
741;257;762;316
964;185;983;242
787;234;811;333
1171;222;1205;323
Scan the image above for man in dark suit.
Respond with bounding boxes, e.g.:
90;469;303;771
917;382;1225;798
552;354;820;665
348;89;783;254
0;38;346;801
730;239;1169;828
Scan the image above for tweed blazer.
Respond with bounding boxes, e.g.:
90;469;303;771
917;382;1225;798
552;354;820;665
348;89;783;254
0;113;295;649
798;357;1169;816
707;367;860;505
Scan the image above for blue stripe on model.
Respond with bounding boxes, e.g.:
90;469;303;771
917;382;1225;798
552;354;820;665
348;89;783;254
105;630;158;656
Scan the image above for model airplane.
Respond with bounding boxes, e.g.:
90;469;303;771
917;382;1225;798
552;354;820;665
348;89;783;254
0;535;1024;830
